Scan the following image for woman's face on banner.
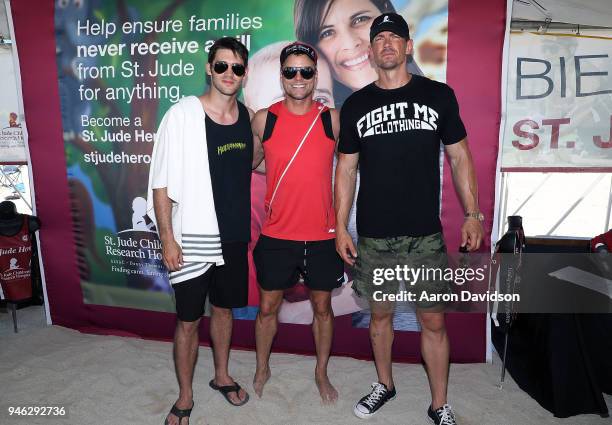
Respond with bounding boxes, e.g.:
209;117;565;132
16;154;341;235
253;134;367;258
317;0;380;91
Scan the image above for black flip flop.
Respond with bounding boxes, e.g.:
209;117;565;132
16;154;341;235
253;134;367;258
209;379;250;406
164;401;193;425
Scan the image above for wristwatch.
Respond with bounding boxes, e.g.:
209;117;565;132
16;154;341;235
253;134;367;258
464;211;484;222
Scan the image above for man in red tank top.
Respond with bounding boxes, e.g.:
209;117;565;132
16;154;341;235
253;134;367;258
251;42;344;404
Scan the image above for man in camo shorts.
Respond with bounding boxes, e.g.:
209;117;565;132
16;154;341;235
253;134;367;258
334;13;484;424
354;234;450;309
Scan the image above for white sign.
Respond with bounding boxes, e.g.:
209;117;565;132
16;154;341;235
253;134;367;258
0;47;26;162
501;32;612;170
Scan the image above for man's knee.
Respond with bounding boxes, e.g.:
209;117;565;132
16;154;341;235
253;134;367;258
258;296;282;319
418;311;446;333
211;305;233;320
370;301;394;324
371;310;393;325
176;318;201;336
311;296;333;321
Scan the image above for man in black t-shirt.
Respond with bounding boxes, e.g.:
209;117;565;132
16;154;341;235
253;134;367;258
335;13;483;424
151;38;253;425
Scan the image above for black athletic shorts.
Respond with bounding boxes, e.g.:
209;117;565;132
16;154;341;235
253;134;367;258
172;241;248;322
253;235;344;292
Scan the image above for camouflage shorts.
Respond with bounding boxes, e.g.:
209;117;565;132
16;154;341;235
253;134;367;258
353;233;452;310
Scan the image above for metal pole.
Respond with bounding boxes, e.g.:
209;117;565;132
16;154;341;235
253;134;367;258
499;173;509;238
10;302;18;333
605;175;612;232
500;332;509;389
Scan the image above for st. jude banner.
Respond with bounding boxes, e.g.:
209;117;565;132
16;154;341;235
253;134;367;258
54;0;451;324
501;31;612;171
8;0;505;361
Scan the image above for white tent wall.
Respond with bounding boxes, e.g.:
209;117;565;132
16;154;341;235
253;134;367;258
512;0;612;28
0;0;50;324
0;2;8;36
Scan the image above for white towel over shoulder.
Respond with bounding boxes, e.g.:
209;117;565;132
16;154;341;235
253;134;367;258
146;96;224;284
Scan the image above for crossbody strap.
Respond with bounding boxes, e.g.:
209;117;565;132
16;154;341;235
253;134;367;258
267;105;325;212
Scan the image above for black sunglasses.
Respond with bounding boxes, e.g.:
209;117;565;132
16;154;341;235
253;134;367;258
282;66;315;80
213;61;246;77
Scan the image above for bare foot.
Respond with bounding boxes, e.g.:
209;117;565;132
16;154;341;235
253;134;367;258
212;376;249;405
253;366;271;398
165;398;193;425
315;373;338;405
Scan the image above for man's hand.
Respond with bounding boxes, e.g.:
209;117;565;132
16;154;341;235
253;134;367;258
336;229;357;266
153;188;182;271
162;238;183;271
461;219;484;252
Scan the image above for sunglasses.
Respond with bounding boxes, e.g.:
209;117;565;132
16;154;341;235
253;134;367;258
213;61;246;77
282;66;315;80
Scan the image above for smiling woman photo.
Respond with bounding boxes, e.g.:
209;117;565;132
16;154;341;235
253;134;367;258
295;0;422;105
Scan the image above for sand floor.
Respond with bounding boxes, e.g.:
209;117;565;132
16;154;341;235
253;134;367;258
1;306;610;425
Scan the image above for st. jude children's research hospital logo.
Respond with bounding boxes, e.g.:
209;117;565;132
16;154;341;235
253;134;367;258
2;258;31;281
357;102;439;138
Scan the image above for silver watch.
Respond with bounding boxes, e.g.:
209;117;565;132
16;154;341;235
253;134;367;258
464;211;484;222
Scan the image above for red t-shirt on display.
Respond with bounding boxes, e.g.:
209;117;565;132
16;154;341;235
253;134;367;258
0;216;33;300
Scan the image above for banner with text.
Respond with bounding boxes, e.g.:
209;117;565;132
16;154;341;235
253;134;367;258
8;0;504;362
54;0;449;320
501;31;612;171
56;0;296;313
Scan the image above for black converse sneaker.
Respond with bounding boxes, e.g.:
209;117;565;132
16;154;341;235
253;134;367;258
353;382;396;419
427;404;458;425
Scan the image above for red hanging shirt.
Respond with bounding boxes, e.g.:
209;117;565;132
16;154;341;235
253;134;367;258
0;216;33;300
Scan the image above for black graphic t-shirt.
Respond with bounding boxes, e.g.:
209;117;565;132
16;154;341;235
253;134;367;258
339;75;467;238
206;101;253;242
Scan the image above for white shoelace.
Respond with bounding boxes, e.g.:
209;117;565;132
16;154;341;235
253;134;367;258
361;383;387;409
436;404;457;425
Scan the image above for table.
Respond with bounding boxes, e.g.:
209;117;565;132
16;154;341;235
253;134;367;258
492;237;611;418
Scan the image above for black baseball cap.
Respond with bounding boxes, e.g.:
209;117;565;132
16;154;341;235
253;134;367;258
370;13;410;41
280;42;318;65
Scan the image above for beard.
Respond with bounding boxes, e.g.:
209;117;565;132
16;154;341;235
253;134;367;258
378;60;403;70
376;49;405;70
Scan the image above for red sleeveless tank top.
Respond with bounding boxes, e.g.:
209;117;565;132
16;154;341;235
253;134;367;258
261;101;336;241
